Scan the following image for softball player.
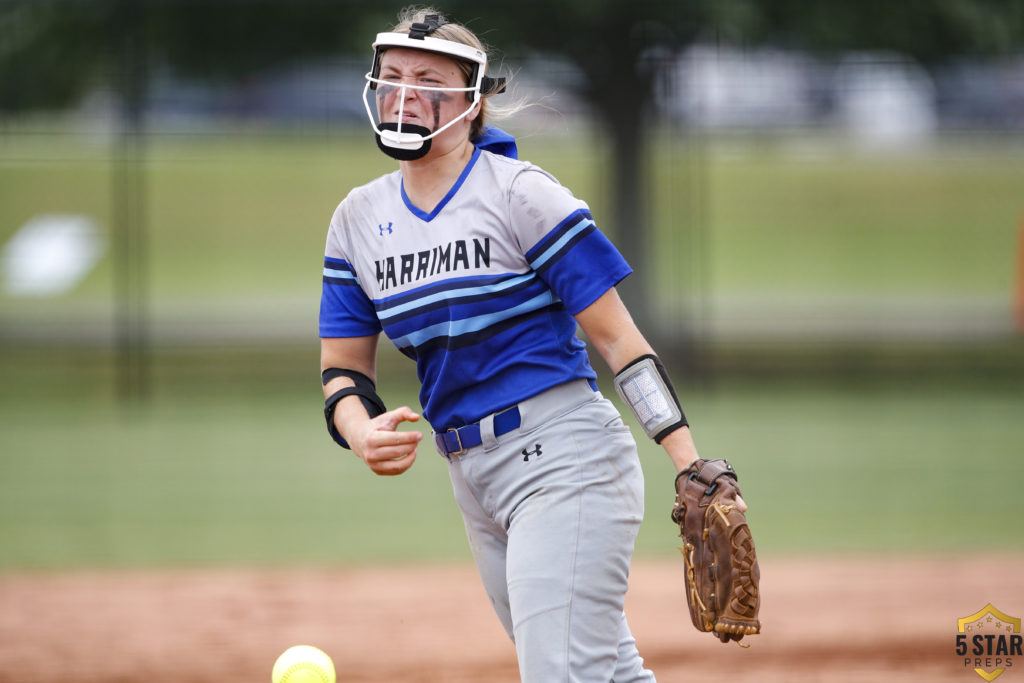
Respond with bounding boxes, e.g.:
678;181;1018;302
320;8;729;681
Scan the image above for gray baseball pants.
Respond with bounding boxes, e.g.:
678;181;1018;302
443;379;656;682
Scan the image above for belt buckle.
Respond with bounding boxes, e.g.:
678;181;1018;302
446;427;466;456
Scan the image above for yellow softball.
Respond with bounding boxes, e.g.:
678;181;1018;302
271;645;336;683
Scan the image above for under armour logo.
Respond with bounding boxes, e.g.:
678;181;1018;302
522;444;542;462
378;222;393;236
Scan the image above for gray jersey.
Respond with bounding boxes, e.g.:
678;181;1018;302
319;147;631;430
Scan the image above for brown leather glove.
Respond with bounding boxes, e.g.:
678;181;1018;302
671;459;761;644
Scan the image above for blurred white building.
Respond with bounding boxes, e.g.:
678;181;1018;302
658;44;950;149
661;44;822;129
832;52;937;148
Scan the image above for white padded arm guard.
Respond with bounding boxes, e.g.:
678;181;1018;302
614;354;688;443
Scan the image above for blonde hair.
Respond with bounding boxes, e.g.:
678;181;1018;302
388;6;508;141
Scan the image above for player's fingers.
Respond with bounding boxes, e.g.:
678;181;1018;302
364;441;418;461
375;406;421;431
736;494;748;513
366;447;417;476
366;428;422;450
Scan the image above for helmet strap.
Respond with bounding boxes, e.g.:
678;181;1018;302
408;14;448;40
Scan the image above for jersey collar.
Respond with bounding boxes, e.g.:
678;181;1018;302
401;146;482;222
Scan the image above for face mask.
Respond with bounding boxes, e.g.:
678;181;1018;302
363;20;504;160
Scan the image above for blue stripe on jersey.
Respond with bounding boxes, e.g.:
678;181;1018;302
411;301;566;356
401;148;482;222
377;272;550;331
380;271;557;349
376;272;538;325
525;209;595;270
526;210;632;315
320;257;382;336
416;303;595;429
323;256;360;286
387;289;559;351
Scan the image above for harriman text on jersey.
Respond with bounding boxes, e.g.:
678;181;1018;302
375;238;491;292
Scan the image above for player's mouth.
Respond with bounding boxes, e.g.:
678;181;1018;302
386;110;421;125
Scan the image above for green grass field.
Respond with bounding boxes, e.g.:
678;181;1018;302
0;344;1022;570
1;125;1023;570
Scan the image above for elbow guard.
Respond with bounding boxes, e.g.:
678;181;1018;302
322;368;386;449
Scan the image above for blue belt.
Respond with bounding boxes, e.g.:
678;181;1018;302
434;406;522;456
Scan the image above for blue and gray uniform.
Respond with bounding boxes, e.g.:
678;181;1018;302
320;130;656;682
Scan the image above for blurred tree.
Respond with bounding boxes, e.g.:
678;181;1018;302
0;0;391;111
146;1;390;82
0;1;112;112
713;0;1024;61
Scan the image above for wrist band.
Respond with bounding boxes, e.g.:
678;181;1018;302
613;354;688;443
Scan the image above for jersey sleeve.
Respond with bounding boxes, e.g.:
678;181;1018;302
318;206;383;338
509;168;632;315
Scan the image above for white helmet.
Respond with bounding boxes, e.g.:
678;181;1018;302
363;15;505;160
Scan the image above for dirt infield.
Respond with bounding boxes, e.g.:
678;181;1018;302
1;555;1022;682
